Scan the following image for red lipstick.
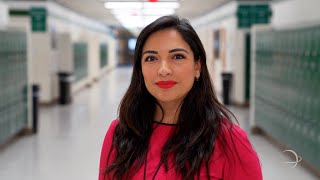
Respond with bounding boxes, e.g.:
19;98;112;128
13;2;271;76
155;81;177;89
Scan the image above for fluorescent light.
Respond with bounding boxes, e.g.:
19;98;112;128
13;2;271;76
111;9;142;16
104;2;180;9
111;8;175;16
143;2;180;9
104;1;180;29
104;2;142;9
142;8;175;15
114;14;162;28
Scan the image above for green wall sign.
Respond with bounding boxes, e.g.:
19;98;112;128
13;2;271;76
237;4;272;28
30;7;47;32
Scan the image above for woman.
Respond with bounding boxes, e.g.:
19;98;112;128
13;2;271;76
99;15;262;180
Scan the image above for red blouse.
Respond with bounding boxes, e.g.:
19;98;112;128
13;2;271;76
99;120;263;180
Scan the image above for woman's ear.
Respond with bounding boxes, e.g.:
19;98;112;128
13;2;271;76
195;59;201;77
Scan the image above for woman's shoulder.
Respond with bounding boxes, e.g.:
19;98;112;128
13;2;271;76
99;119;119;179
212;118;262;179
107;119;119;132
100;119;119;157
217;119;255;153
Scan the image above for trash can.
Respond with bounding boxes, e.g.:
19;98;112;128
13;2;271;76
32;84;40;134
58;72;73;105
221;72;233;105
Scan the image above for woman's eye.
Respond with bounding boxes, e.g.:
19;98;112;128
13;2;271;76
145;56;156;62
172;54;185;60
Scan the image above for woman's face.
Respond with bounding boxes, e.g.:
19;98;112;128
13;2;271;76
141;28;201;106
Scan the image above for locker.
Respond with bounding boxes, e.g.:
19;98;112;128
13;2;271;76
0;29;28;145
255;25;320;171
100;43;108;68
73;43;88;82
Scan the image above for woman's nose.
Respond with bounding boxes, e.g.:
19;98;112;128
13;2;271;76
158;60;172;76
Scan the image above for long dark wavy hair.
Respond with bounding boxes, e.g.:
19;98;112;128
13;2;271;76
104;15;237;180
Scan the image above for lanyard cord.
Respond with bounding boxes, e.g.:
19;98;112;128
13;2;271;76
143;125;164;180
143;155;163;180
143;153;147;180
152;159;163;180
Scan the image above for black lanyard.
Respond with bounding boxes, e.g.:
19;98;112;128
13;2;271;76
143;155;163;180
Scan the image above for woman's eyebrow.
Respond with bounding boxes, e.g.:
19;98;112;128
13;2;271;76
169;48;189;54
142;50;158;55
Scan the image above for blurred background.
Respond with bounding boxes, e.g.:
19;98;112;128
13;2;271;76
0;0;319;179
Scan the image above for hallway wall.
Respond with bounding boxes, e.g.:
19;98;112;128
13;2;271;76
6;1;117;104
192;1;246;105
271;0;320;29
0;1;8;26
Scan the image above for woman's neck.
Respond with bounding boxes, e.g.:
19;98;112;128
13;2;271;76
154;101;182;124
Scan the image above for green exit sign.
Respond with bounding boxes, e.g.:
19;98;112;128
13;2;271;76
30;7;47;32
237;4;272;28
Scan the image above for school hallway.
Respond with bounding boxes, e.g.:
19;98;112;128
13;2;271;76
0;66;317;180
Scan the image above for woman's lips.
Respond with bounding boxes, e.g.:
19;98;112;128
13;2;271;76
155;81;177;89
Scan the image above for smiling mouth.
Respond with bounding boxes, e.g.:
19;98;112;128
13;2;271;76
155;81;177;89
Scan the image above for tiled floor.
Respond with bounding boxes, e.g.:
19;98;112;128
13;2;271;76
0;67;318;180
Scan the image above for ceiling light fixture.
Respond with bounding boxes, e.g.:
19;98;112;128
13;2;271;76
104;1;180;29
104;2;142;9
